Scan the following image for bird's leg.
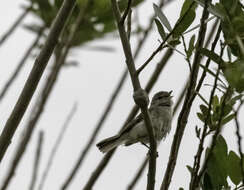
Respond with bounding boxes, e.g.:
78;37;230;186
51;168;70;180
142;142;159;157
141;142;150;149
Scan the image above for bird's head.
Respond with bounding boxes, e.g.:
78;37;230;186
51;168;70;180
151;91;173;107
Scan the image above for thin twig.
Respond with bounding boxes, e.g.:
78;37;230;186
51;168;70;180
38;103;77;190
136;1;195;75
160;0;210;189
0;26;45;102
196;87;232;184
111;1;157;189
0;0;76;163
127;158;148;190
0;5;32;46
190;43;224;189
234;99;244;185
29;131;44;190
121;0;132;24
0;0;91;187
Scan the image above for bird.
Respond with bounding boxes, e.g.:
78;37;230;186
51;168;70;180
96;91;173;153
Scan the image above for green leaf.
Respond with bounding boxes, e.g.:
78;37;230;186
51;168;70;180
200;48;224;65
228;95;242;106
203;172;213;190
227;151;242;185
199;64;225;85
223;59;244;93
154;18;166;40
194;0;225;19
206;135;229;188
221;114;235;126
197;112;205;122
186;165;193;174
187;34;195;58
173;0;196;37
153;3;172;32
200;104;209;115
212;95;219;112
227;46;232;62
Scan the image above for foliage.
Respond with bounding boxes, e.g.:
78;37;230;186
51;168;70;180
202;135;244;189
25;0;144;47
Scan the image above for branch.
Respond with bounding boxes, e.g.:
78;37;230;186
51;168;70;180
0;0;76;163
0;5;32;46
160;0;211;189
136;1;195;75
190;42;224;189
111;1;157;189
0;26;45;102
0;0;95;187
29;131;44;190
38;103;77;190
127;158;148;190
196;87;232;184
234;100;244;185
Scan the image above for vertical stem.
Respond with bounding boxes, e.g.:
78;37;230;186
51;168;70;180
0;0;76;162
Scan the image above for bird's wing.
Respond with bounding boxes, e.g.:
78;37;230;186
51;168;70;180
119;113;143;136
119;108;153;136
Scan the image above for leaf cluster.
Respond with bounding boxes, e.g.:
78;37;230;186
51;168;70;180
25;0;144;47
197;94;241;132
202;135;244;189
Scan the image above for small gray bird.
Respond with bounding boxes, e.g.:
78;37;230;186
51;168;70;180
96;91;173;153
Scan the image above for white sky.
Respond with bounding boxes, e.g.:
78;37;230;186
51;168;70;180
0;0;243;190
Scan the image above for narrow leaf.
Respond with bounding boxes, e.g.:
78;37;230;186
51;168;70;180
154;18;166;40
153;3;172;32
200;48;224;64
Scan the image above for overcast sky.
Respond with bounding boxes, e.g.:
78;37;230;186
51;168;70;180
0;0;243;190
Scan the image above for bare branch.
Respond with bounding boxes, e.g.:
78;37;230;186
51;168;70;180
111;1;157;189
0;5;32;46
0;0;76;162
160;1;211;189
234;100;244;185
136;1;195;75
0;26;45;102
38;103;77;190
196;87;232;184
29;131;44;190
190;42;224;189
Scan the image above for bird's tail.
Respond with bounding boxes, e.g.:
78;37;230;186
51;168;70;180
96;135;124;153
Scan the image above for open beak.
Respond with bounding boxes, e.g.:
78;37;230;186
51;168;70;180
168;90;173;98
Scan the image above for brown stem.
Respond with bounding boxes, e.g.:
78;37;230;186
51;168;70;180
38;103;77;190
160;1;210;189
196;87;232;184
111;1;157;189
0;5;32;46
0;0;76;163
29;131;44;190
0;26;45;102
190;43;224;189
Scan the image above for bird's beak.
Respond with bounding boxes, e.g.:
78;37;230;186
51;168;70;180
168;90;173;98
